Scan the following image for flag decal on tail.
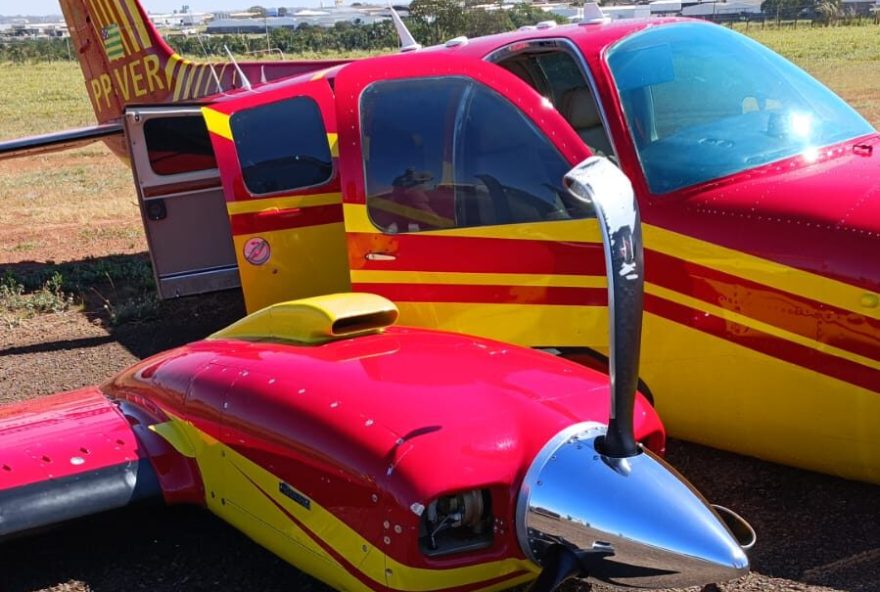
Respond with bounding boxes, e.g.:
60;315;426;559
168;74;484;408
101;24;125;61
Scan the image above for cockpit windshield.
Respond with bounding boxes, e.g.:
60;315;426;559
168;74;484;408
607;23;874;194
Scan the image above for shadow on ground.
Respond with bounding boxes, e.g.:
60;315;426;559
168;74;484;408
1;253;245;358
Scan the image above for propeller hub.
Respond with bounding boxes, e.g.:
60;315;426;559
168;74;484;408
516;422;749;589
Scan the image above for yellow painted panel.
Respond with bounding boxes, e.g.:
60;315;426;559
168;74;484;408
343;203;604;244
641;312;880;484
327;133;339;158
352;270;605;289
201;106;232;141
226;192;342;215
173;414;538;592
235;222;351;314
149;421;196;457
396;301;608;349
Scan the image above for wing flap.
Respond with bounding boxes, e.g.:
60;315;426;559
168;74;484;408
0;458;160;539
0;123;123;161
0;387;161;540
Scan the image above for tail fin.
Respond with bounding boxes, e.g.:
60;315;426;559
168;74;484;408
60;0;232;123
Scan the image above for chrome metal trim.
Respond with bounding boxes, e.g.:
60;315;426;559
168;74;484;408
564;156;642;457
515;421;606;563
516;425;750;588
156;265;241;299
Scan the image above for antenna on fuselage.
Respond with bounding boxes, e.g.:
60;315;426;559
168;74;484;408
195;34;224;93
224;45;253;91
387;5;421;52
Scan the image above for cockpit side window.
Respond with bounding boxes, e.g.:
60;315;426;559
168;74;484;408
360;77;584;233
494;46;615;159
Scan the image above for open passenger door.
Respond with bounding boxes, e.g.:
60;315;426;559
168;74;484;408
334;54;610;349
202;80;350;313
125;106;239;298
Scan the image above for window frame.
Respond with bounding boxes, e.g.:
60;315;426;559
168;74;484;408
230;95;335;198
358;75;580;233
485;38;619;160
143;115;219;177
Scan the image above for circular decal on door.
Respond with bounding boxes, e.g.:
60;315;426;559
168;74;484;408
243;237;271;266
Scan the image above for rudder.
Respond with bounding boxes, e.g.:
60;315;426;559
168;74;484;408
60;0;212;122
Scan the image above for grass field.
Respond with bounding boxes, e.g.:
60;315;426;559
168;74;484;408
0;62;140;263
0;25;878;267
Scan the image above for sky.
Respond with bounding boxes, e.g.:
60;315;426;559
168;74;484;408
0;0;333;17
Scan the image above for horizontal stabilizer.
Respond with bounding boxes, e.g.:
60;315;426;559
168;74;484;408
0;123;123;162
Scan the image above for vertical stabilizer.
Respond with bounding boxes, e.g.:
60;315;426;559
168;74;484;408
59;0;251;123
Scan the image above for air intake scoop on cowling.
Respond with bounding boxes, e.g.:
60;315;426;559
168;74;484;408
209;293;399;344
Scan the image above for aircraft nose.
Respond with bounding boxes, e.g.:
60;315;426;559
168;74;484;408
516;423;751;589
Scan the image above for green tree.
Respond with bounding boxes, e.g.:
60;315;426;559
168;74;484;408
816;0;841;23
409;0;467;44
760;0;812;19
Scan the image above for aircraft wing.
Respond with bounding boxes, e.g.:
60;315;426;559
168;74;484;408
0;123;123;161
0;387;163;540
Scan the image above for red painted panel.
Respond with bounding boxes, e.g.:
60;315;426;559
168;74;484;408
0;387;140;490
347;232;604;275
230;204;344;235
107;327;663;568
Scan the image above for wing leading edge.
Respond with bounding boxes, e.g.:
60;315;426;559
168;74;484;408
0;123;123;162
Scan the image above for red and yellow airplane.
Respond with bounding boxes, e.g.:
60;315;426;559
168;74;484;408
0;0;877;488
1;148;755;589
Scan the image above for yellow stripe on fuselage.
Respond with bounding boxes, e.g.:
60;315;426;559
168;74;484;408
343;203;602;243
351;265;875;370
346;202;877;321
646;283;880;371
201;106;232;141
643;224;879;321
352;270;605;289
226;192;342;215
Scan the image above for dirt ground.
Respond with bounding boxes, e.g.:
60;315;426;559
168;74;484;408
1;280;879;592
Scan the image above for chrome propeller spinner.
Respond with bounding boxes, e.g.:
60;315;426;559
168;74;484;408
518;157;754;591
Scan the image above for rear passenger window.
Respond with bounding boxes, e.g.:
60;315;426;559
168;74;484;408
231;97;332;196
361;78;581;233
144;116;217;176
